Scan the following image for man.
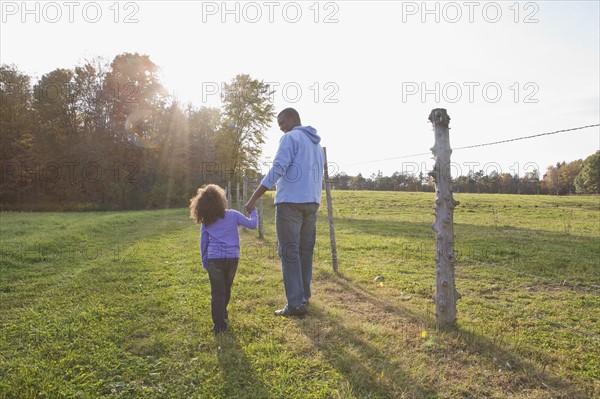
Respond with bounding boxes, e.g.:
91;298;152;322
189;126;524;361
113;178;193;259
245;108;324;317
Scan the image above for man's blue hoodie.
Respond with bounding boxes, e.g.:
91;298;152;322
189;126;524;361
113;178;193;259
261;126;324;204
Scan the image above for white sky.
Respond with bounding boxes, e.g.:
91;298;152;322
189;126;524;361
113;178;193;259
1;0;599;178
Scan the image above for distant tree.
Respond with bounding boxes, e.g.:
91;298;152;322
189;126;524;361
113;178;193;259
73;58;110;136
575;150;600;194
418;171;426;191
349;173;367;190
0;64;35;204
216;74;275;179
542;160;583;195
103;52;168;145
454;175;469;193
331;172;350;190
33;68;80;139
473;170;484;193
0;64;33;159
519;169;540;195
542;164;561;195
560;159;583;195
374;170;394;191
499;173;513;194
187;105;222;179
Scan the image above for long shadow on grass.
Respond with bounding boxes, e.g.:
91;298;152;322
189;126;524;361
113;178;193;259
215;330;271;399
298;272;440;398
299;305;440;398
304;271;596;398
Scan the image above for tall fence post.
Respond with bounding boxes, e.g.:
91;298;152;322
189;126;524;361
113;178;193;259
258;196;264;239
241;177;248;231
243;177;248;208
323;147;339;273
236;181;241;211
428;108;460;328
227;181;232;207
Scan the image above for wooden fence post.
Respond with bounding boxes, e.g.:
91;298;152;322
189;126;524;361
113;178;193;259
258;196;264;239
323;147;339;273
428;108;460;328
243;177;248;208
236;182;241;211
242;177;248;231
227;181;232;207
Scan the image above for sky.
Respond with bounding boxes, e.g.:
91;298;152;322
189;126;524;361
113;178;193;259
1;0;599;179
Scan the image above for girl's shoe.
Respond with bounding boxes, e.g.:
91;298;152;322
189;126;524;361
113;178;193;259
211;323;227;333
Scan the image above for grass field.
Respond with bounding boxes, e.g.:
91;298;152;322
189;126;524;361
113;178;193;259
1;191;599;398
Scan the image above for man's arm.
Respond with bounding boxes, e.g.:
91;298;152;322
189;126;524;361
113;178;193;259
245;184;268;214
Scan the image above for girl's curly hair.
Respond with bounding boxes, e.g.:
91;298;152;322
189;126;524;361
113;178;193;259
189;184;227;226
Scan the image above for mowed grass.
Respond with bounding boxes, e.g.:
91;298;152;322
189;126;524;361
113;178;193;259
0;192;598;398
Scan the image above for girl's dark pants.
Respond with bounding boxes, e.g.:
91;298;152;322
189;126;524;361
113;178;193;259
206;258;239;331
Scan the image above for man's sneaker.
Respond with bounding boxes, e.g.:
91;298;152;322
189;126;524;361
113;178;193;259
274;304;307;317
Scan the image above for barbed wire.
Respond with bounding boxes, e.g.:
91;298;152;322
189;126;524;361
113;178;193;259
453;124;600;151
341;123;599;168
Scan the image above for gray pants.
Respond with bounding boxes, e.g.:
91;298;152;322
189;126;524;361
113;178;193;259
275;202;319;308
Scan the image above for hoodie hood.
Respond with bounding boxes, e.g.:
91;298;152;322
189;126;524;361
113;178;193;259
293;125;320;144
262;123;324;204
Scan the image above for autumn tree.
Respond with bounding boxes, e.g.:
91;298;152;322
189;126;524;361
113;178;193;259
33;68;80;141
0;64;35;204
560;159;583;195
0;64;33;160
575;150;600;194
216;74;275;179
519;169;540;194
103;53;168;145
73;58;110;136
542;160;583;195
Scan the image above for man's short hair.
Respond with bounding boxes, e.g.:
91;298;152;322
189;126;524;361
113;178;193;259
278;108;301;121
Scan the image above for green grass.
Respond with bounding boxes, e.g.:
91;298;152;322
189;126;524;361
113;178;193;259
1;192;599;398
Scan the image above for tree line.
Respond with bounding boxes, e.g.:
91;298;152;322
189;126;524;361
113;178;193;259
1;54;274;210
1;53;598;211
330;153;599;195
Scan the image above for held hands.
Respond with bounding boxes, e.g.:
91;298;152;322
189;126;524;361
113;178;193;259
245;184;267;214
244;199;256;215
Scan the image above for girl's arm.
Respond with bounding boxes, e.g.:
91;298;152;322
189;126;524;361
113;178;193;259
200;225;209;269
237;208;258;230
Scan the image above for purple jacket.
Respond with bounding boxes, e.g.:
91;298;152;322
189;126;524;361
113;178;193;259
200;208;258;268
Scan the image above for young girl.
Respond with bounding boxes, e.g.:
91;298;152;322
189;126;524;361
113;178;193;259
189;184;258;333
